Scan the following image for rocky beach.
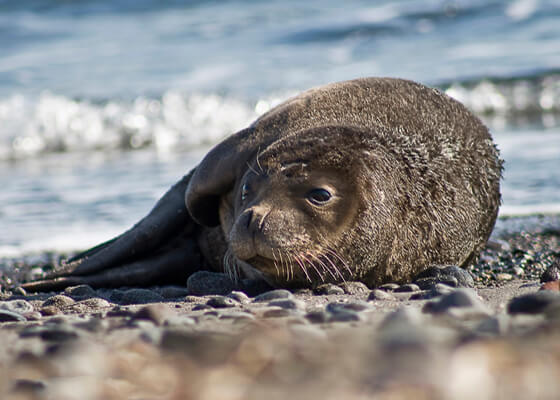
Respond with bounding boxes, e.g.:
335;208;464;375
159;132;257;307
0;214;559;399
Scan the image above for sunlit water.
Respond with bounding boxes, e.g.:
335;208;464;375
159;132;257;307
0;0;559;256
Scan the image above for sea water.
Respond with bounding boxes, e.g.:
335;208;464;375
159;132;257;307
0;0;559;256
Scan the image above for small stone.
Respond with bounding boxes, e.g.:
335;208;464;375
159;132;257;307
40;306;59;316
305;311;329;324
313;284;344;295
368;289;396;301
134;304;171;325
513;266;524;276
193;304;213;311
76;298;111;308
378;283;400;291
227;291;251;304
328;310;362;322
160;286;190;299
496;273;513;281
207;296;238;308
414;265;474;288
541;263;560;283
326;301;370;313
0;309;26;322
268;299;305;310
39;326;79;342
423;289;488;315
262;308;294;318
395;283;421;293
339;281;369;295
254;289;293;302
187;271;236;296
541;280;560;292
11;379;46;394
42;295;75;308
73;318;108;333
475;315;509;336
119;289;164;305
64;285;96;299
508;291;560;315
0;299;34;314
218;311;255;321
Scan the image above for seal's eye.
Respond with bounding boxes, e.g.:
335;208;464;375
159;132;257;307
241;183;250;202
306;188;332;205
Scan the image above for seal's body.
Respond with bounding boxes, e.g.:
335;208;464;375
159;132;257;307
23;78;502;291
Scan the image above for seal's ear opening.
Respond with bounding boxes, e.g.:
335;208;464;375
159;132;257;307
185;128;254;227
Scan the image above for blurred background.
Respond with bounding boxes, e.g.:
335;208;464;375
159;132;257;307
0;0;559;257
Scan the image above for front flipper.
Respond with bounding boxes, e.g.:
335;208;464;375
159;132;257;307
21;170;201;292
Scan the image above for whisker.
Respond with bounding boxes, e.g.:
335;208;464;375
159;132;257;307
300;253;325;282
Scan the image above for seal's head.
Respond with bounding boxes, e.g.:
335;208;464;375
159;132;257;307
219;126;367;287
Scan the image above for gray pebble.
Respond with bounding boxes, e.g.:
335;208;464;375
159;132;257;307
508;291;560;315
414;265;474;288
268;299;305;310
394;283;421;293
40;326;80;342
218;311;255;321
313;284;344;295
134;304;171;325
73;318;108;333
328;310;362;322
254;289;293;302
207;296;238;309
193;304;214;311
187;271;236;296
0;299;34;314
262;308;295;318
368;289;396;301
475;315;509;336
0;309;26;322
305;311;329;324
119;289;164;305
541;262;560;283
339;281;369;295
378;283;400;291
326;301;370;313
77;298;111;308
227;291;251;304
42;295;75;308
64;284;96;299
423;289;488;314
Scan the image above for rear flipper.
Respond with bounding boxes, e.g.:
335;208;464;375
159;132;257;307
21;170;203;292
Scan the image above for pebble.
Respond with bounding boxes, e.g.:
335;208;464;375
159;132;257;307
496;273;513;281
513;266;524;276
227;291;251;304
339;281;369;295
423;289;488;315
328;310;362;322
394;283;421;293
508;291;560;315
186;271;237;296
207;296;238;308
64;284;97;299
414;265;474;288
313;283;345;295
0;309;26;322
159;286;190;299
11;379;47;394
218;310;255;321
368;289;396;301
540;263;560;283
378;283;400;291
254;289;293;302
119;289;164;305
133;304;171;325
39;326;80;342
305;310;329;324
262;308;295;318
193;304;214;311
42;294;75;308
73;317;109;333
475;315;509;336
268;299;305;310
326;301;370;313
40;306;60;316
0;299;34;314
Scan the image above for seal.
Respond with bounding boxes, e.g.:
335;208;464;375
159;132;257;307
22;77;502;291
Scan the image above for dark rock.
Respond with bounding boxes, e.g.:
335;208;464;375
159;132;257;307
394;283;421;293
186;271;236;296
313;284;344;295
42;295;75;308
227;291;251;304
254;289;293;302
423;289;487;314
339;281;369;295
160;286;190;299
326;301;370;313
0;309;26;322
119;289;164;305
328;310;362;322
193;304;213;311
263;308;294;318
378;283;400;291
39;327;79;342
414;265;474;288
508;291;560;315
11;379;46;394
305;311;329;324
541;262;560;283
368;289;396;301
40;306;59;316
240;279;274;297
64;284;96;299
134;304;170;325
207;296;238;309
160;330;240;365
